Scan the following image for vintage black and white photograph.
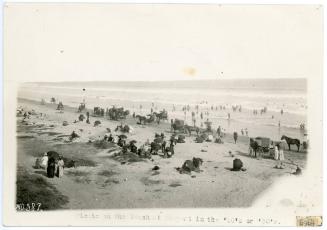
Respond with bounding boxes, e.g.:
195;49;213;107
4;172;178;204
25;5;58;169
3;3;323;227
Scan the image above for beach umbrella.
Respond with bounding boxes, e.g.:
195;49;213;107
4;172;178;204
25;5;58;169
118;134;127;139
130;140;137;144
47;151;60;159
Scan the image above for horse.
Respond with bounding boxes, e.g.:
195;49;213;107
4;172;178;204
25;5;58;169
153;111;168;122
281;135;300;152
184;125;200;136
249;138;259;158
136;115;147;125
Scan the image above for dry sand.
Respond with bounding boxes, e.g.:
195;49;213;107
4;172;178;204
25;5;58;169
16;98;307;209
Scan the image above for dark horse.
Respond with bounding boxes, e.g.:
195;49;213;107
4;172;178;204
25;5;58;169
249;138;259;158
281;135;301;152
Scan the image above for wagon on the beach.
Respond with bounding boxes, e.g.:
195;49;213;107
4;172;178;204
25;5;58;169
171;119;186;133
249;136;273;158
93;107;105;116
108;107;130;120
255;137;271;153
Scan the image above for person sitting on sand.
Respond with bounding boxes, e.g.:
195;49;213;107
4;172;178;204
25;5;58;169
118;137;126;147
40;152;48;170
137;144;145;156
214;137;223;144
70;131;79;141
108;134;114;142
130;143;138;154
232;158;246;171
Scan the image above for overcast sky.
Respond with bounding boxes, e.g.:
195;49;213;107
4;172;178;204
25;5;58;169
4;4;323;82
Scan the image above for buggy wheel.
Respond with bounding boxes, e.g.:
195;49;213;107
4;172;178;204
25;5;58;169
257;147;264;157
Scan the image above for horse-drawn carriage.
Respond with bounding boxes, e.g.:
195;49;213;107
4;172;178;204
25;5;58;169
93;107;105;116
77;103;86;112
153;110;168;122
171;119;186;133
249;137;272;158
108;107;130;120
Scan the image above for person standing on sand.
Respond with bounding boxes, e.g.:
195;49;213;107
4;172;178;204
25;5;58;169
274;144;279;160
86;111;90;124
233;132;238;144
56;156;64;178
41;152;48;170
278;142;285;162
228;113;231;120
245;128;248;136
169;140;175;156
161;140;166;153
241;129;244;136
217;126;221;137
47;157;56;178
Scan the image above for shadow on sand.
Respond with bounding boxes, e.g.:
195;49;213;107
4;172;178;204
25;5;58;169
34;170;48;177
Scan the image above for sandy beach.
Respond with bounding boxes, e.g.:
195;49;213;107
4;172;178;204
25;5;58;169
16;98;307;210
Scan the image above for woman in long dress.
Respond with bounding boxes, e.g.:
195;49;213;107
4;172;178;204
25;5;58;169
47;157;56;178
40;152;48;170
274;145;279;160
56;156;65;178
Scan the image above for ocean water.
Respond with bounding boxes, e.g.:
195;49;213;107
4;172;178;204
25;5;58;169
18;79;307;141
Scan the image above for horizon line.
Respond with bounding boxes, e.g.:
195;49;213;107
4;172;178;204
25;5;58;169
25;77;307;84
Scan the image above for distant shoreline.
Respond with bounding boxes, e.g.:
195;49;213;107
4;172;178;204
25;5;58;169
20;78;307;92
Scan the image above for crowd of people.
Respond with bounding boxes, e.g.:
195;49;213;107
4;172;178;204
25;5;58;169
102;130;178;159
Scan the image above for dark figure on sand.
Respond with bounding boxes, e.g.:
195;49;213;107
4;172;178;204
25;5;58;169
217;126;221;137
233;132;238;144
130;143;138;154
47;157;56;178
86;112;90;124
250;138;259;158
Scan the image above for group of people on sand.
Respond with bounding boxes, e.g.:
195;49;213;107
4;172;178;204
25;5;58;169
103;128;177;159
38;152;65;178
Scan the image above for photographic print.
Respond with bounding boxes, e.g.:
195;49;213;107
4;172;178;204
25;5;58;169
3;3;323;226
